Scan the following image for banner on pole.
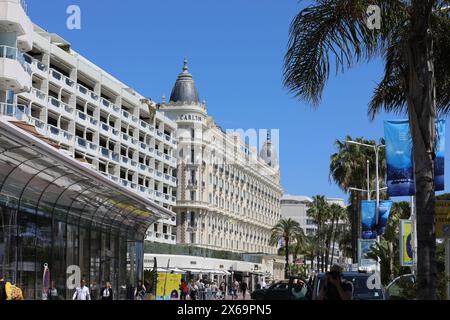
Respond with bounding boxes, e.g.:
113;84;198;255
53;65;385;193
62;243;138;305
384;119;446;196
358;239;377;269
376;200;393;236
435;200;450;239
384;120;415;197
435;119;446;191
361;200;377;239
400;219;414;266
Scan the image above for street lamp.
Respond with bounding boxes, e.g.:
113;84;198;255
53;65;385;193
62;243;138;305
346;141;385;225
347;140;385;273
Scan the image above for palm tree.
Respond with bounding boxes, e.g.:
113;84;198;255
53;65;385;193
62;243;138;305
307;195;330;271
270;218;302;279
329;136;386;261
284;1;450;298
327;204;348;267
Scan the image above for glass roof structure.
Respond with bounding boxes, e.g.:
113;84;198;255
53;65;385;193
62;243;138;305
0;119;173;240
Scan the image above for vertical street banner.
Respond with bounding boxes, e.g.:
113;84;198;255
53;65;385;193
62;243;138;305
358;239;377;268
361;200;377;239
376;200;393;236
400;219;414;266
156;273;182;300
435;200;450;239
385;119;446;196
384;120;415;197
435;119;446;191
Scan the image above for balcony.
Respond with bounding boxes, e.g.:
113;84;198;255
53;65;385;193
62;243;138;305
121;109;130;122
75;136;87;151
155;171;163;180
30;87;47;106
1;103;29;121
86;141;98;156
49;68;75;93
139;120;148;131
121;132;130;145
139;142;147;153
100;97;111;112
61;102;75;118
0;46;32;93
111;127;120;140
46;125;60;142
120;155;130;167
28;117;45;134
23;53;47;78
100;122;110;136
156;130;164;141
78;84;99;105
130;159;138;170
76;110;89;126
87;115;98;130
60;129;74;145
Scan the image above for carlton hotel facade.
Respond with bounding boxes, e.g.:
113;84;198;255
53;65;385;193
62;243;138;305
0;0;282;298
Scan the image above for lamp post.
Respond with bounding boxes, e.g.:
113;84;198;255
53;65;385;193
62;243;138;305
347;141;385;272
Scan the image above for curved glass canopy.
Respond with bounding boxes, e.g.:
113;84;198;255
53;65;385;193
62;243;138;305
0;120;173;239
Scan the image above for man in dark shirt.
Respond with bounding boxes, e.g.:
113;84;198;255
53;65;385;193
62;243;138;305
319;265;353;300
0;275;7;300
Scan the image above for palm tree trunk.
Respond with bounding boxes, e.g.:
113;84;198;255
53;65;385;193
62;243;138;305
404;0;437;300
330;213;339;267
284;237;290;279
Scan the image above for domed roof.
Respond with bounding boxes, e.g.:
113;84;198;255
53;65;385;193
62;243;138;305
259;132;279;169
169;58;200;104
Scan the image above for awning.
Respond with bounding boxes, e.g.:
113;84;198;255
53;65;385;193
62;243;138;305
0;119;174;238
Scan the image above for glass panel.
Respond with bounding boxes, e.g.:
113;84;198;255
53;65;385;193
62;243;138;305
65;224;78;299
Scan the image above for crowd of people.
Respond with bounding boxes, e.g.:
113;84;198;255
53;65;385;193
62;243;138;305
179;278;254;300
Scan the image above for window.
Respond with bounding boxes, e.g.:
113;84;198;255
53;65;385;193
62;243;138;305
153;224;158;232
190;191;196;201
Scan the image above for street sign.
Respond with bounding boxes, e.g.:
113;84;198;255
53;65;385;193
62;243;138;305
435;200;450;239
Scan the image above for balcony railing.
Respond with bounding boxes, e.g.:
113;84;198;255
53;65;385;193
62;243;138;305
76;137;87;149
0;46;32;75
49;68;75;90
0;103;29;121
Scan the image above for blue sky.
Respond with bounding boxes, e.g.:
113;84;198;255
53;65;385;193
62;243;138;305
26;0;449;203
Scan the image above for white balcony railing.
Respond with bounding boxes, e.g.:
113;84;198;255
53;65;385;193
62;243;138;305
0;45;32;75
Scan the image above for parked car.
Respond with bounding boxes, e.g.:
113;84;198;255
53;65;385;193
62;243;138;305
251;276;312;300
385;274;415;300
312;272;385;300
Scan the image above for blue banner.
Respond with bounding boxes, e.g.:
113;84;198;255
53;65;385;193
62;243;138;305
361;200;377;239
376;200;393;236
435;119;445;191
384;120;415;197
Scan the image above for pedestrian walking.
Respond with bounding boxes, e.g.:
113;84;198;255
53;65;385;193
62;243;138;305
179;279;188;300
134;280;146;300
100;282;113;300
0;275;7;301
240;281;248;300
90;280;98;300
48;281;59;300
189;280;198;300
231;280;239;300
72;279;91;300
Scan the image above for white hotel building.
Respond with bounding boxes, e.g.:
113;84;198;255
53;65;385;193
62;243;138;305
0;0;177;245
160;60;283;254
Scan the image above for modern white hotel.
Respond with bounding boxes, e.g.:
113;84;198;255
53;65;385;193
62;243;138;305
0;0;176;299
